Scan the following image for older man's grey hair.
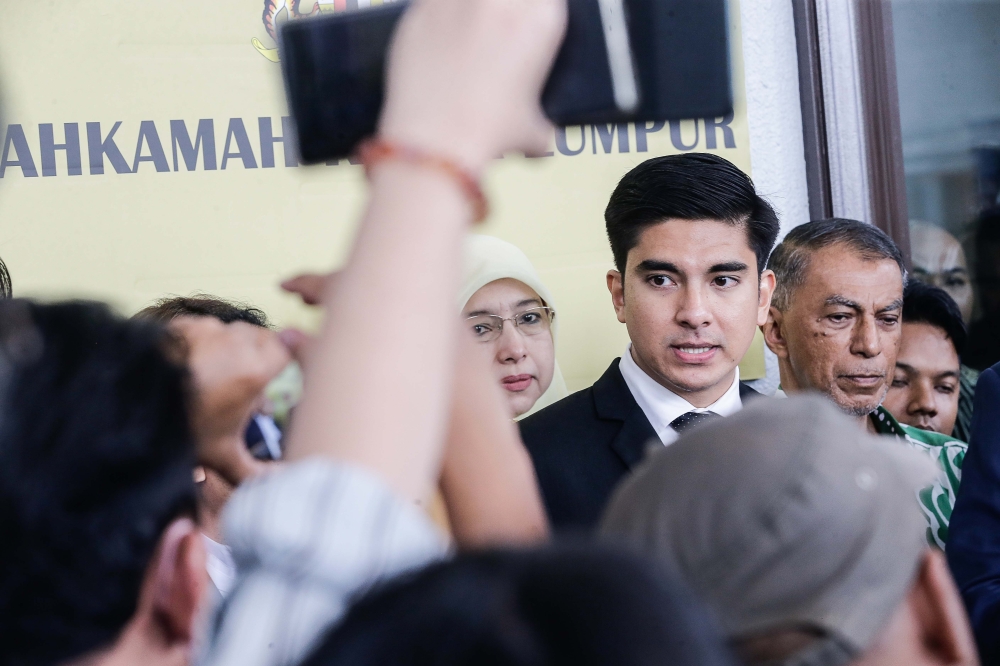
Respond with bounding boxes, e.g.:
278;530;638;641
768;218;907;312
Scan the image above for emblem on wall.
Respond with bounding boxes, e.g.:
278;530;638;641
253;0;396;61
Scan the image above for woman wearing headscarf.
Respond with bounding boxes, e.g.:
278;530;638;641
458;235;567;419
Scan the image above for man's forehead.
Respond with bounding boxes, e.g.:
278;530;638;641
801;246;903;304
630;218;755;266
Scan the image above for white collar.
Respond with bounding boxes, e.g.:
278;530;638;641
618;344;742;446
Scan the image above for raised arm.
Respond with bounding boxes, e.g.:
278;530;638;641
283;0;567;504
440;335;549;548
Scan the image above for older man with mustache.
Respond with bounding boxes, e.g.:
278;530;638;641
763;218;967;549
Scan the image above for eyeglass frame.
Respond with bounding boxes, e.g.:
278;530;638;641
464;306;556;343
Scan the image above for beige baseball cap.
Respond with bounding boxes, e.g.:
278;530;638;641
600;394;938;665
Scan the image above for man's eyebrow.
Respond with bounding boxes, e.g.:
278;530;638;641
636;260;681;273
876;298;904;314
709;261;749;273
825;295;863;311
944;267;969;276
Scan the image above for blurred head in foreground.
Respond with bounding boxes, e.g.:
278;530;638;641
0;300;206;666
302;544;736;666
601;396;978;666
0;255;11;299
882;281;966;435
765;218;906;421
460;235;567;418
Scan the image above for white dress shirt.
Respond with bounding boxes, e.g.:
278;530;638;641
199;460;447;666
618;344;743;446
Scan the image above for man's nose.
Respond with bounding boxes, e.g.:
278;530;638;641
495;322;528;362
675;285;712;329
849;316;881;358
909;380;939;417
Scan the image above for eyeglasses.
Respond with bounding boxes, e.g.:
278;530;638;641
465;306;555;343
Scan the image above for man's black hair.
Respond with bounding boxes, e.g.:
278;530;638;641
0;255;10;299
768;218;907;311
302;544;736;666
903;281;968;358
0;300;196;665
136;294;269;327
604;153;780;275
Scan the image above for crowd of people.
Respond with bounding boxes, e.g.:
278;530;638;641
3;0;1000;664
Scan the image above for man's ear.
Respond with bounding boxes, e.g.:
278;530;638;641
757;270;776;325
762;306;789;360
607;270;627;324
146;518;208;645
909;549;978;665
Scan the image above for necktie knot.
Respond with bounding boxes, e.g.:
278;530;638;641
669;410;720;434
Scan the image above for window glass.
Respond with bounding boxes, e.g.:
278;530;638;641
893;0;1000;369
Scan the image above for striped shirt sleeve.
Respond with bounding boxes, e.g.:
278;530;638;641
198;459;448;666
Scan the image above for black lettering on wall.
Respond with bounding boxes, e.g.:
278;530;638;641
171;119;217;171
87;122;132;174
593;124;630;154
634;121;665;153
669;120;700;151
259;117;299;168
132;121;170;173
704;113;736;149
555;126;586;156
0;124;39;178
40;123;82;177
221;118;258;170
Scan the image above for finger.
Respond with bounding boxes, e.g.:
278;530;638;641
278;328;315;366
280;274;328;306
520;112;555;158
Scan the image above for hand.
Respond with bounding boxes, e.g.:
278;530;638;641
170;316;291;486
379;0;567;171
281;272;338;307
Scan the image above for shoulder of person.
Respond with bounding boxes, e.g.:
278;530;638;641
518;385;598;433
899;421;968;452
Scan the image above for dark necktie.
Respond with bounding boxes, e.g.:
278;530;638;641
668;410;720;434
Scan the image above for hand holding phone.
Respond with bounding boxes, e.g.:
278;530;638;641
379;0;568;170
280;0;732;162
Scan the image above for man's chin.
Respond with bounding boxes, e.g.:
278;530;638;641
655;363;736;396
829;390;886;419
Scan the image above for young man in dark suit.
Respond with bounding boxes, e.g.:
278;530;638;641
519;153;779;529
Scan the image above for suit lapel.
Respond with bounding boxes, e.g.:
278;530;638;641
593;359;658;470
739;382;763;403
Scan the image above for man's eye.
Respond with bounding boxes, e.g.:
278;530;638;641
649;275;674;287
946;277;968;287
713;276;738;288
936;384;957;395
880;316;899;326
891;379;908;388
471;324;493;336
828;314;850;324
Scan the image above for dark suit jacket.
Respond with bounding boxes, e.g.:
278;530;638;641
948;363;1000;662
519;358;762;530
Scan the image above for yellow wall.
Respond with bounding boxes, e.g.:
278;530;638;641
0;0;753;391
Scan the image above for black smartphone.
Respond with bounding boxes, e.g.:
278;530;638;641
280;0;731;163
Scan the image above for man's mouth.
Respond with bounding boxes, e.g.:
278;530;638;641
840;374;885;387
501;374;534;392
671;344;720;364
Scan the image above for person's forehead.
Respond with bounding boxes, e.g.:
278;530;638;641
464;278;541;314
911;227;967;273
630;218;754;266
897;322;960;369
800;244;903;303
